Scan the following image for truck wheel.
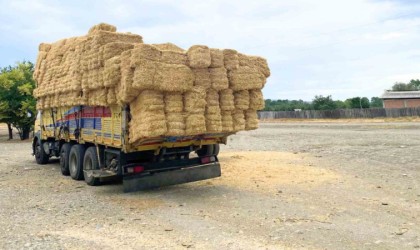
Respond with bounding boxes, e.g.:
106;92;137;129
83;147;101;186
196;145;214;157
34;139;49;165
60;143;71;176
213;144;220;156
69;144;85;180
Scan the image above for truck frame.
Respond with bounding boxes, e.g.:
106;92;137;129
32;105;228;192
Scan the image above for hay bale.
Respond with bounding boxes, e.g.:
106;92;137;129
160;50;187;65
228;66;266;91
219;89;235;111
209;67;228;90
206;89;220;114
152;43;185;52
132;59;157;90
164;93;183;113
103;57;121;87
209;49;224;68
184;87;207;114
129;110;167;142
187;45;211;68
221;111;234;132
102;42;134;61
130;44;161;66
90;30;143;46
107;88;117;105
238;53;270;77
205;112;222;133
154;62;194;92
192;69;211;89
185;114;206;135
249;89;265;110
223;49;239;70
166;113;186;136
39;43;51;52
245;109;259;130
233;110;245;131
130;90;164;112
88;23;117;34
234;90;250;110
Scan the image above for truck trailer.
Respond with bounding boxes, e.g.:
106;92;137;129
32;105;226;192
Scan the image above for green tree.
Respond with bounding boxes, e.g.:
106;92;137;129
0;61;36;140
370;97;383;108
345;97;370;109
312;95;337;110
391;81;417;91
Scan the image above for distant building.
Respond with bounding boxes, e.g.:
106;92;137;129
381;91;420;108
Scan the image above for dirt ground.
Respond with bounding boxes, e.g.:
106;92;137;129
0;122;419;249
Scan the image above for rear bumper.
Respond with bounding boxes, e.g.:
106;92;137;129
123;162;221;192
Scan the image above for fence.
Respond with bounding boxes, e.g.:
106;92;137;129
258;107;420;119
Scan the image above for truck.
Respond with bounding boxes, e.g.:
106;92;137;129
32;105;227;192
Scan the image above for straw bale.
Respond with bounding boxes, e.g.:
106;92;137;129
160;50;187;65
185;114;206;135
129;110;167;142
205;112;222;133
102;42;134;61
223;49;239;70
209;49;224;68
209;67;228;90
228;66;266;91
184;86;207;114
103;57;121;87
130;90;164;113
39;43;51;52
245;109;258;130
187;45;211;68
36;97;45;110
238;53;270;77
118;51;139;104
132;59;157;90
107;88;117;105
233;110;245;131
88;88;108;106
131;44;161;66
192;69;211;89
221;111;234;132
249;89;265;110
88;23;117;34
166;113;186;136
164;93;183;113
219;89;235;111
91;31;143;47
152;43;185;52
234;90;250;110
154;62;194;92
206;89;220;114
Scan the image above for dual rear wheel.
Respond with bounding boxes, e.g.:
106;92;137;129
60;143;101;186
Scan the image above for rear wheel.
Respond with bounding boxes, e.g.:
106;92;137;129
60;143;71;176
83;147;101;186
34;139;49;165
196;144;216;157
69;144;85;180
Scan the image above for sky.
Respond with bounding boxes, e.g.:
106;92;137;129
1;0;420;101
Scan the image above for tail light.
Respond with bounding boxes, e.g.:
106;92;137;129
127;166;145;174
201;156;215;164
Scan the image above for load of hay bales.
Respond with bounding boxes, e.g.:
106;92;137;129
33;23;270;144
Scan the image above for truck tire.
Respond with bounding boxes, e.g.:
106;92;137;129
196;145;214;157
34;139;49;165
83;147;101;186
60;143;71;176
69;144;85;180
213;144;220;156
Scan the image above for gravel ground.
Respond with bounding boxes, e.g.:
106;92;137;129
0;122;419;249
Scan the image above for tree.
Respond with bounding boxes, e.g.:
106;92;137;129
370;97;383;108
345;97;370;109
0;61;36;140
391;80;420;91
312;95;337;110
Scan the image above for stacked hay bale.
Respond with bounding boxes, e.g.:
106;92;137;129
33;23;270;145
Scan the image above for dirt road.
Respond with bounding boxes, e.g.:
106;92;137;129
0;122;419;249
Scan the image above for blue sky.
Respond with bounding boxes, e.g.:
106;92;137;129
1;0;420;101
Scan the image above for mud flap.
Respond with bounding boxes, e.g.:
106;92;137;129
123;162;221;193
